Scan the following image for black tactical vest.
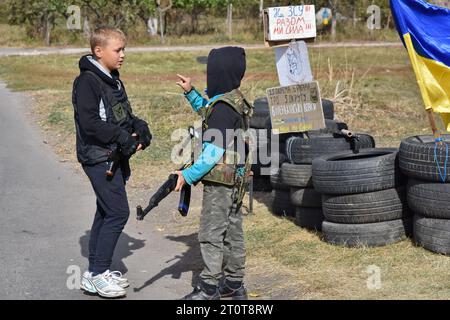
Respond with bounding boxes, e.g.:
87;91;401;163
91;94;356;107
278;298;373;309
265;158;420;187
72;70;134;165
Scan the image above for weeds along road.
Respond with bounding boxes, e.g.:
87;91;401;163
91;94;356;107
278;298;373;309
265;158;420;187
0;42;402;57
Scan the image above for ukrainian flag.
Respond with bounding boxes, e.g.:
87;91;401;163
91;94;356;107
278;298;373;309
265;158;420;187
391;0;450;131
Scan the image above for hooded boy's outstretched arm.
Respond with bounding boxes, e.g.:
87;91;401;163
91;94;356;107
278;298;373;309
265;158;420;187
184;87;209;112
176;74;209;112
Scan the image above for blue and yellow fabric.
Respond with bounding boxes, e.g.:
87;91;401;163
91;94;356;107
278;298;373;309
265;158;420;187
391;0;450;131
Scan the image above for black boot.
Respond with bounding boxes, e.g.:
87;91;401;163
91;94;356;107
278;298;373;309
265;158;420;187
219;280;248;300
181;283;220;300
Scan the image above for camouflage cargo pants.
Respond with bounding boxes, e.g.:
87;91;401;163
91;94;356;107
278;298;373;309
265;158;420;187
198;182;245;287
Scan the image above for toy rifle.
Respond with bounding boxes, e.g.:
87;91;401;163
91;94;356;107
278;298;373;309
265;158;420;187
137;126;198;221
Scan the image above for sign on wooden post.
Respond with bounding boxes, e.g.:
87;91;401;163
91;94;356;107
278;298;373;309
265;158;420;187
263;5;316;47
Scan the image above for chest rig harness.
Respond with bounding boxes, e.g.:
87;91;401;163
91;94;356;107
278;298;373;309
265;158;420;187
193;89;254;205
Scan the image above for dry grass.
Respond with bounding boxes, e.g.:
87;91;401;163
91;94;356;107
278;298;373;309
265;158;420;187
1;46;448;299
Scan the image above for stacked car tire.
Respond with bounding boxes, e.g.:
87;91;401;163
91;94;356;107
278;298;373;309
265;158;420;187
282;131;376;231
250;97;332;193
313;148;412;247
400;135;450;255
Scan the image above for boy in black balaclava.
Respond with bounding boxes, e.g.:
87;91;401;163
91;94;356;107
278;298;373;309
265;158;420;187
175;47;250;300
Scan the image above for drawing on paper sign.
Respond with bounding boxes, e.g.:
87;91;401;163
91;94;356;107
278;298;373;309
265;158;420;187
287;47;299;77
268;5;317;41
275;41;313;86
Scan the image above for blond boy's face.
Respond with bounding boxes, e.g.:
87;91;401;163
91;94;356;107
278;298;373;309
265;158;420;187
94;37;126;73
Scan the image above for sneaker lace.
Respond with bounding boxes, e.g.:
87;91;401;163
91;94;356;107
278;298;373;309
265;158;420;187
105;270;124;281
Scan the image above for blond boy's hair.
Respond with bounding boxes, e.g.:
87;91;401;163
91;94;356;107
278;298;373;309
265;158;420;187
90;27;126;55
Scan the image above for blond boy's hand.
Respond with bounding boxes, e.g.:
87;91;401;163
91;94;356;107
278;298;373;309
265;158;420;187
176;74;193;93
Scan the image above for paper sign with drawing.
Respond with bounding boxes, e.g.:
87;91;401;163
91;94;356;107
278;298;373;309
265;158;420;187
275;40;313;86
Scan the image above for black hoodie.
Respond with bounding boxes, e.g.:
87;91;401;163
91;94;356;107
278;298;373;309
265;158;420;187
204;47;247;149
74;55;147;147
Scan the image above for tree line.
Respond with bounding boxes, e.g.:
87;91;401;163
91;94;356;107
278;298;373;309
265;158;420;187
1;0;395;46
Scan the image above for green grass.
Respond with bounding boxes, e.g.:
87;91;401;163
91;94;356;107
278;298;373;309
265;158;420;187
1;46;448;299
244;206;450;299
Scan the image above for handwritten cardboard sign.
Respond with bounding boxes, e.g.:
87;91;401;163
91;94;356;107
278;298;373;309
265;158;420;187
266;82;325;134
267;5;316;42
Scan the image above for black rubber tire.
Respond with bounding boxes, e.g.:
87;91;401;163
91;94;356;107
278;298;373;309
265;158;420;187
253;97;270;116
250;115;269;129
272;190;295;217
250;97;270;129
295;207;324;231
306;120;348;136
322;187;410;224
252;151;286;177
312;148;404;195
251;176;272;192
290;188;322;208
321;99;335;120
287;133;375;165
270;167;289;191
407;179;450;219
322;218;412;248
280;163;313;188
399;135;450;182
278;133;304;144
414;215;450;255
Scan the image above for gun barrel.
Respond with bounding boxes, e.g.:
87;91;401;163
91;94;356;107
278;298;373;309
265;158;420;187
340;129;354;138
136;174;178;221
136;202;158;220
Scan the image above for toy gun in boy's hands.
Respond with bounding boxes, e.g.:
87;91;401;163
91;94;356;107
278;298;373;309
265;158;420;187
137;126;198;221
136;169;191;221
106;147;122;178
106;135;139;178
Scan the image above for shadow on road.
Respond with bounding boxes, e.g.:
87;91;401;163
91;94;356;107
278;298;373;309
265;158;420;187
133;233;202;294
79;230;146;274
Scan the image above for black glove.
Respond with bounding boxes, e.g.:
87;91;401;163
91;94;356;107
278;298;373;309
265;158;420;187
134;123;152;151
117;131;139;157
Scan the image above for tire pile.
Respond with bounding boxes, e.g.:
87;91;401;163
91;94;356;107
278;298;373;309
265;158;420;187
400;135;450;255
250;97;380;231
250;97;303;194
250;97;341;219
250;98;450;253
312;148;412;247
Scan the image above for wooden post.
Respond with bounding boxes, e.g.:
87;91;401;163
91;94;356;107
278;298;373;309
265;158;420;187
44;13;52;46
156;0;173;44
159;10;165;43
427;108;442;145
227;3;233;39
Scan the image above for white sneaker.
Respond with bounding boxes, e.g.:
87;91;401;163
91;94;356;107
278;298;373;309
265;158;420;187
90;271;127;298
104;270;129;289
80;272;97;294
